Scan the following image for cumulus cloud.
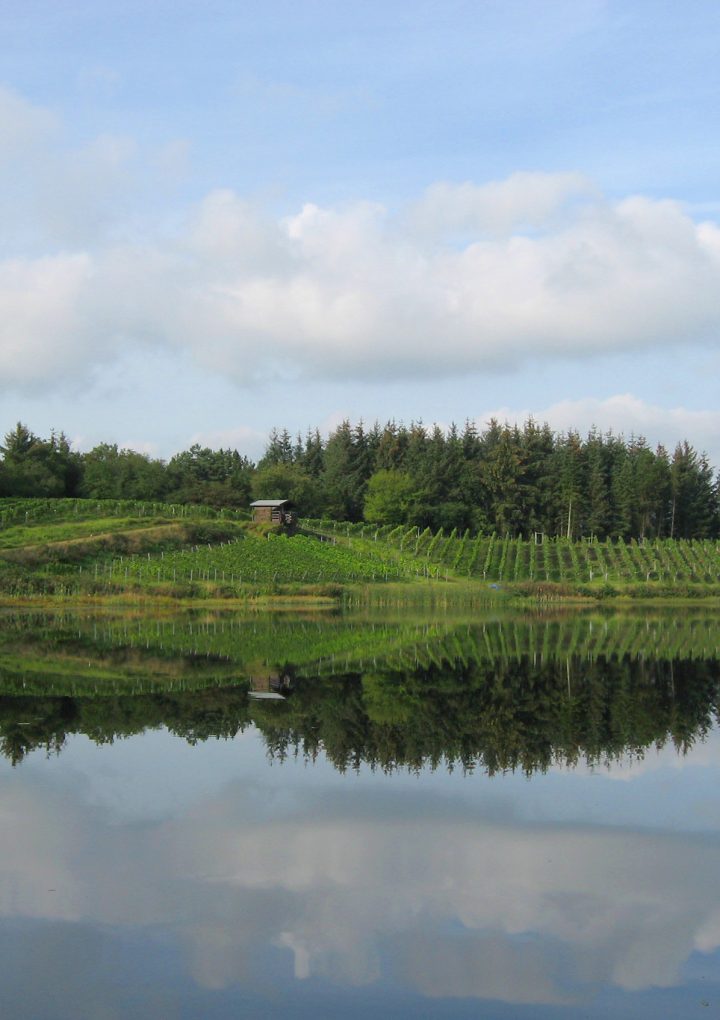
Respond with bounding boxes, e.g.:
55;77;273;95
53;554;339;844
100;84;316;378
404;170;597;238
475;394;720;465
0;245;188;389
0;254;96;387
165;183;720;384
4;177;720;392
1;96;720;393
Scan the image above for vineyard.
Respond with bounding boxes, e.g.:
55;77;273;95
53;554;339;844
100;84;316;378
0;498;719;599
90;532;426;588
0;497;245;530
305;520;720;588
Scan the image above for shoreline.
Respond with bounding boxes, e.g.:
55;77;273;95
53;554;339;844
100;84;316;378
2;578;720;611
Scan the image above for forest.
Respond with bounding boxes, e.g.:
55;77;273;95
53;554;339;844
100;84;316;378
1;418;718;540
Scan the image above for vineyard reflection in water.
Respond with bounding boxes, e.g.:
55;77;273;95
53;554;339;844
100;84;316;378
0;608;718;771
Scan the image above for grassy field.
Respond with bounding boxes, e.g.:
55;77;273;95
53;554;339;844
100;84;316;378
1;498;719;601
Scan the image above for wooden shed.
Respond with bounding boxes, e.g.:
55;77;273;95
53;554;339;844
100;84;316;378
250;499;296;524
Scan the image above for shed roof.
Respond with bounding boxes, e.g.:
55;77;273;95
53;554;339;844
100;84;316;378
250;499;293;507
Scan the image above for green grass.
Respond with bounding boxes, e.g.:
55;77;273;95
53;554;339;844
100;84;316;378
0;515;176;550
0;497;247;527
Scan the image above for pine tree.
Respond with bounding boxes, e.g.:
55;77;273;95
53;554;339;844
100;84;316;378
1;422;37;462
584;436;611;538
322;421;366;520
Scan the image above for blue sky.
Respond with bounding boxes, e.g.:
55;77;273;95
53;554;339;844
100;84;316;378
1;0;720;464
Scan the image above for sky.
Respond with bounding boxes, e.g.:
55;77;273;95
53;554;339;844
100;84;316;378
1;0;720;466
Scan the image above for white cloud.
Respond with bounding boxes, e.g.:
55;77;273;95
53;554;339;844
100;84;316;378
2;104;720;400
171;184;720;385
187;189;291;271
0;86;58;165
0;87;182;252
571;729;720;783
68;434;161;457
404;171;597;238
186;425;267;457
475;394;720;465
42;133;138;238
117;439;160;457
0;254;97;387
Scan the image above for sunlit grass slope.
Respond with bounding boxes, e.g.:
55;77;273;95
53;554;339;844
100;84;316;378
1;500;720;599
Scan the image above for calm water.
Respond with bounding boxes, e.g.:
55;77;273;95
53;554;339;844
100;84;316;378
0;607;719;1018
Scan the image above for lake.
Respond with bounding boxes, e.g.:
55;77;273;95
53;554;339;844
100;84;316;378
0;606;719;1018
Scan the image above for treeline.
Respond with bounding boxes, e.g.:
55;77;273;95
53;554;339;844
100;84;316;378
0;422;254;509
1;419;719;540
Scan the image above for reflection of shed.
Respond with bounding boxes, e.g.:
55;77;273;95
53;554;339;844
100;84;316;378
250;499;296;524
248;672;293;701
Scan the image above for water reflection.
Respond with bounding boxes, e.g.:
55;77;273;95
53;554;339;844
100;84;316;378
0;608;718;773
0;608;719;1017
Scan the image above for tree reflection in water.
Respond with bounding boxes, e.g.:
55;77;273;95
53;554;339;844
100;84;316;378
0;609;717;772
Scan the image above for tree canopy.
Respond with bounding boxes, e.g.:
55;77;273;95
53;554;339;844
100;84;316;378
2;419;719;540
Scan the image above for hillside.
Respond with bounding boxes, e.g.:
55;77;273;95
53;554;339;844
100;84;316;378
1;498;719;601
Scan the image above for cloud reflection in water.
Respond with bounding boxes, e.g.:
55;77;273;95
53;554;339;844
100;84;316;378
1;733;720;1013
